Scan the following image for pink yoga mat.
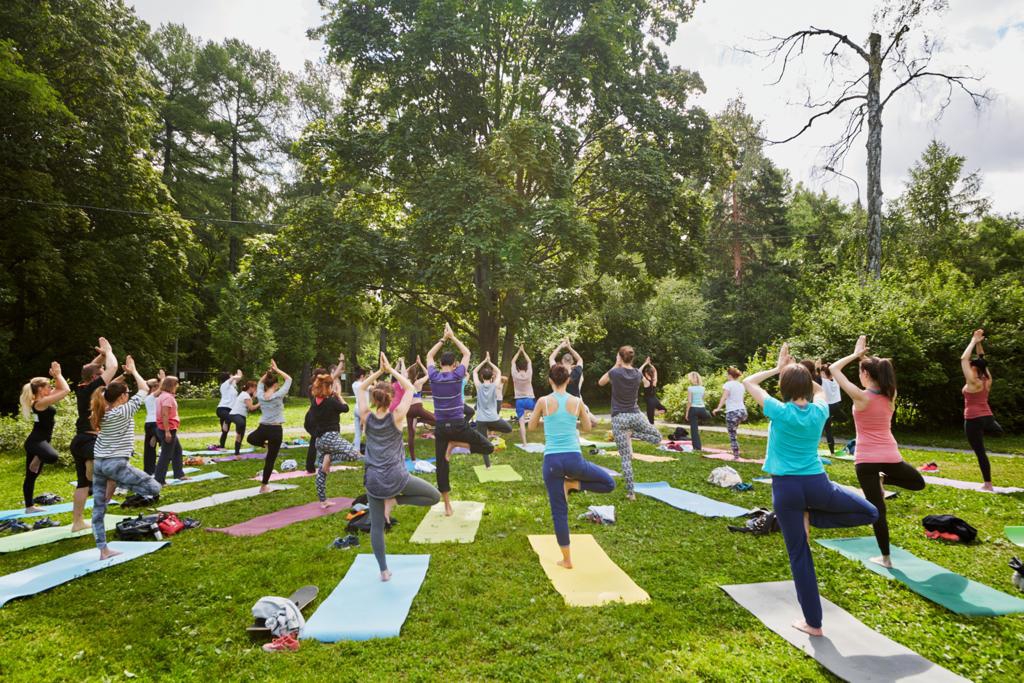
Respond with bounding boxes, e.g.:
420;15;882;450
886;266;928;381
207;497;354;537
702;451;764;464
250;465;359;482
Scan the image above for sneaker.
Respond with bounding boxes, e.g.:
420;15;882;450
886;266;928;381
262;633;299;652
33;517;60;530
9;521;30;533
330;535;360;550
32;493;63;505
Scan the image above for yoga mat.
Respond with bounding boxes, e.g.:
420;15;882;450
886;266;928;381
528;534;648;607
820;449;855;462
166;471;228;485
183;447;254;456
635;482;750;518
157;484;297;514
473;464;522;482
817;537;1024;616
1006;526;1024;547
0;516;128;553
0;541;169;608
302;554;430;642
410;501;484;544
210;453;265;462
405;458;435;473
922;475;1024;494
702;452;764;464
250;465;358;482
839;484;898;500
69;466;200;486
632;453;675;463
579;438;617;449
721;581;968;683
514;443;546;453
207;497;354;537
0;499;110;522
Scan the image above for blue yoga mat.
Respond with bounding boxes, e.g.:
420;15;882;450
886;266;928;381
817;537;1024;616
635;482;751;518
166;471;228;485
0;498;112;522
302;554;430;642
405;458;435;473
0;541;168;608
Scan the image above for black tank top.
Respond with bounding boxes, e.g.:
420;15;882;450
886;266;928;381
29;405;56;442
643;384;656;399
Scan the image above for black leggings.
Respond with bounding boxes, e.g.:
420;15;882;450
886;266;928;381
645;397;667;424
143;422;159;475
23;438;60;507
964;416;1003;482
434;419;495;493
216;406;231;447
854;460;925;556
822;403;841;453
475;419;512;438
69;432;96;489
305;437;318;473
248;423;284;484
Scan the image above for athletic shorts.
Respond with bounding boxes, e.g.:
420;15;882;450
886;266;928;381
227;414;246;434
69;432;97;489
216;406;231;423
515;397;536;418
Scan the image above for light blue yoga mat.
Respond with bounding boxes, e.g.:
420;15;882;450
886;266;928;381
817;537;1024;616
166;471;228;485
405;458;435;473
69;467;200;486
635;482;751;518
0;498;113;522
0;541;168;608
302;554;430;642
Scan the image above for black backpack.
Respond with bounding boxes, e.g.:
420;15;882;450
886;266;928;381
728;508;780;536
669;427;689;441
115;513;163;540
922;514;977;543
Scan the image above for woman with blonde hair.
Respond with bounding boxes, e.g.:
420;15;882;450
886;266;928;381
20;362;71;512
685;371;712;451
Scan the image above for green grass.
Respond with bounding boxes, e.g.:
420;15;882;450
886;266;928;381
1;424;1022;681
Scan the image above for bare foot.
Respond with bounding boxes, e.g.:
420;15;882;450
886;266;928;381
869;555;893;568
626;493;636;501
380;570;392;582
556;559;573;569
384;497;397;520
259;485;271;494
24;505;45;513
792;620;823;637
981;482;994;491
444;501;454;517
563;479;581;500
321;501;337;509
803;510;811;539
70;521;89;533
99;547;123;561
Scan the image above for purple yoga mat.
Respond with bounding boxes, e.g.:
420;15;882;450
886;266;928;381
250;465;359;482
210;453;266;463
206;497;354;537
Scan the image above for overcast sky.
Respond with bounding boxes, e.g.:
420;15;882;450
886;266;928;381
131;0;1024;213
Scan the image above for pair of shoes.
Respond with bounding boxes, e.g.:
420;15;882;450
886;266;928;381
7;521;30;533
33;517;60;530
262;632;300;652
33;493;62;505
331;535;360;550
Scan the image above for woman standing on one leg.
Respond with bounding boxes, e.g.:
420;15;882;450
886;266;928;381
744;343;878;637
248;360;292;493
20;362;71;513
228;381;259;454
549;337;584;397
142;370;165;475
403;358;434;461
90;355;162;560
350;366;369;454
305;355;344;472
819;365;842;455
685;372;712;451
961;329;1003;491
712;367;748;459
830;336;925;568
361;353;441;581
309;370;360;508
473;353;513;438
511;346;536;446
598;346;663;501
529;364;615;569
640;358;667;425
216;369;243;450
69;338;118;532
154;376;189;485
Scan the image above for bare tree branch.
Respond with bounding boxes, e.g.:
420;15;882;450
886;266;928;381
767;94;866;145
881;70;989;109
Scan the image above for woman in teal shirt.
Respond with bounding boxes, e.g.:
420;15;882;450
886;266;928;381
685;372;712;450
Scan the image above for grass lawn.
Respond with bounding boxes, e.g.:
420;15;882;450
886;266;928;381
1;416;1022;681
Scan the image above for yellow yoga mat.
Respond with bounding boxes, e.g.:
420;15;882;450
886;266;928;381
410;501;484;544
474;464;522;482
528;534;649;607
632;453;676;463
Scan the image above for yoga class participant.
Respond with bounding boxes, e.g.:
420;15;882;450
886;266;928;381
744;343;877;637
142;370;165;475
685;372;712;451
305;355;345;472
473;353;513;438
154;375;188;485
598;346;663;500
639;357;667;425
69;337;118;532
309;370;359;508
713;367;748;459
819;364;842;455
830;336;925;568
90;355;162;560
351;366;369;454
403;357;435;461
20;362;70;513
247;360;292;493
529;364;614;569
511;345;536;446
227;381;259;454
427;323;495;516
216;369;243;449
360;353;441;581
549;337;584;396
960;329;1003;490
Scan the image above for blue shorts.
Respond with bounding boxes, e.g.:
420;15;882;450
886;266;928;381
515;397;536;418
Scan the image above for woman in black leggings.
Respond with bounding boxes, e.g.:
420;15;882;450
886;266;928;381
640;358;666;425
19;362;71;512
960;329;1003;491
247;360;292;492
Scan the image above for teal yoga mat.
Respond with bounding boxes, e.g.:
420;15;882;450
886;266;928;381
1006;526;1024;547
635;482;750;517
0;498;111;522
0;541;168;607
817;536;1024;616
302;554;430;641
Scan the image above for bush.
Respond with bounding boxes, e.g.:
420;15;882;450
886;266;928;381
176;378;220;400
662;348;777;423
0;396;77;462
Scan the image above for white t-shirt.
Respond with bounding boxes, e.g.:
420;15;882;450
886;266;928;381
218;378;239;409
230;392;253;416
143;394;158;424
723;380;746;412
352;380;365;412
821;378;842;404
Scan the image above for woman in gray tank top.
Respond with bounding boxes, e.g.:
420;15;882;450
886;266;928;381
359;353;441;581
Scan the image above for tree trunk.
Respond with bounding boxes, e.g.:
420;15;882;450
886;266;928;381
474;252;500;359
499;321;517;376
865;32;883;279
229;131;241;273
730;182;743;283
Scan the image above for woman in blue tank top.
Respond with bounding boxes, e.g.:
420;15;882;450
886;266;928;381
528;364;615;569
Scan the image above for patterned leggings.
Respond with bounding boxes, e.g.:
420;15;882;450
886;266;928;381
611;411;663;496
314;431;361;502
725;408;748;457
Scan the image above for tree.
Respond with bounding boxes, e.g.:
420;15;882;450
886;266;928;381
749;0;988;278
208;276;276;371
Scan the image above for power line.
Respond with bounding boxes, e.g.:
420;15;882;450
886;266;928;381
0;196;288;229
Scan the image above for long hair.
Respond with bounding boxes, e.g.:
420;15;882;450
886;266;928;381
370;381;394;410
687;372;702;386
20;378;49;419
860;357;897;400
90;382;129;432
407;364;422;383
970;356;989;380
260;370;277;388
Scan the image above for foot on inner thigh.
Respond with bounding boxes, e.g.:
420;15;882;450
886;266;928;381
380;569;392;582
563;479;580;500
792;620;823;637
384;497;397;520
99;547;123;561
804;510;811;538
29;456;42;474
869;555;893;568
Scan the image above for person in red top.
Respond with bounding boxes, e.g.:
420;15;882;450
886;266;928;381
960;329;1003;491
154;375;188;485
830;335;924;568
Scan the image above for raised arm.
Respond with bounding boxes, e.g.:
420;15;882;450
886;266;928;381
960;329;984;387
98;337;118;384
566;341;583;367
425;335;445;368
331;353;346;380
447;325;472;368
743;343;791;408
269;359;292;397
233;368;243;381
383;353;416;424
359;365;385;421
548;339;565;368
34;362;71;410
124;355;148;395
527;395;548;431
829;336;871;407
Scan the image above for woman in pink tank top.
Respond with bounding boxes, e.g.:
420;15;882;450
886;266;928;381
960;329;1004;490
830;336;924;568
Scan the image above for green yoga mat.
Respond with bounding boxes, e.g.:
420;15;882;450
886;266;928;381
473;464;522;482
818;537;1024;616
0;516;128;553
1006;526;1024;547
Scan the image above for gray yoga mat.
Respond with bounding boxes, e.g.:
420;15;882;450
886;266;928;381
721;581;968;683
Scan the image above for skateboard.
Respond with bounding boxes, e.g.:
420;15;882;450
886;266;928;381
247;585;319;641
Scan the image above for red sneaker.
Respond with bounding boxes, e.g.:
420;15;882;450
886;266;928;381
262;633;300;652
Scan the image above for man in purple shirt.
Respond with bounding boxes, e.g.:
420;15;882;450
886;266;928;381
427;323;495;516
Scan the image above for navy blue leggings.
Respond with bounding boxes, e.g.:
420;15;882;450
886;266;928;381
771;473;878;628
542;451;616;547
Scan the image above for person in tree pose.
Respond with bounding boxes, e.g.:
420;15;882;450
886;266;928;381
829;336;925;568
473;353;513;438
819;363;842;455
90;355;162;560
402;357;435;461
549;337;584;397
350;366;369;454
247;360;292;493
712;367;747;459
427;323;495;516
142;369;166;475
69;337;118;532
20;362;71;513
227;380;259;454
510;345;536;446
639;357;667;425
154;375;189;485
308;366;360;508
216;369;243;450
744;343;877;637
960;329;1003;491
685;372;712;451
599;346;663;500
529;364;615;569
305;355;345;472
360;353;441;581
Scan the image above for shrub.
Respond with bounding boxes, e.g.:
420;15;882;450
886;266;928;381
662;349;777;423
0;395;77;462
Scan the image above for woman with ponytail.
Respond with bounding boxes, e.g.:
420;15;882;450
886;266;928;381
20;362;71;512
247;359;292;493
830;336;924;568
308;367;360;508
402;358;435;461
960;329;1003;490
